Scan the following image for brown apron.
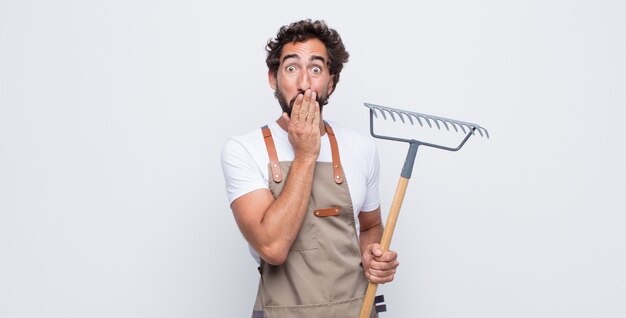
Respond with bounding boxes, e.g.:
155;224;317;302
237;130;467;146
251;122;380;318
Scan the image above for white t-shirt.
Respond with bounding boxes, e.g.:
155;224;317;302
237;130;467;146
221;120;381;260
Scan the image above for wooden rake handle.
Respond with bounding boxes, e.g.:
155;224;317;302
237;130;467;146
359;142;419;318
359;176;410;318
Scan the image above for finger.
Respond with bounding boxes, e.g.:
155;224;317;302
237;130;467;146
368;268;397;279
310;102;320;128
290;94;305;125
292;93;304;115
298;90;312;119
374;250;398;262
307;92;320;125
368;272;395;284
299;91;316;127
300;92;313;126
368;243;384;258
364;268;396;284
306;91;317;115
369;259;400;271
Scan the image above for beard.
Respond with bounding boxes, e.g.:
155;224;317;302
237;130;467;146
274;87;329;117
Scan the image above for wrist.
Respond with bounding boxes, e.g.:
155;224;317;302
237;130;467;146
293;154;318;166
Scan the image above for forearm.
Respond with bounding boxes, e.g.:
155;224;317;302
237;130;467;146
255;157;317;262
359;222;384;255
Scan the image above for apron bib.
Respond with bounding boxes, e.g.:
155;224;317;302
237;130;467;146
252;123;379;318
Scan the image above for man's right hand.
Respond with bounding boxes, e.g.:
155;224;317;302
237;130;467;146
282;89;321;162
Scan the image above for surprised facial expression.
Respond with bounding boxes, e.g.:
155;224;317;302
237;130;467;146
269;38;334;117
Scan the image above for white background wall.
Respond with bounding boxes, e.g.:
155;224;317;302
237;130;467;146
1;0;625;317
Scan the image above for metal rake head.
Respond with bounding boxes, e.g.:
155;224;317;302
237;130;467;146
365;102;489;153
365;103;490;138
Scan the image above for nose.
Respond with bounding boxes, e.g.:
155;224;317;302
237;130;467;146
297;71;311;91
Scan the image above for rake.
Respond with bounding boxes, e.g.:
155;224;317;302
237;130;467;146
359;103;489;318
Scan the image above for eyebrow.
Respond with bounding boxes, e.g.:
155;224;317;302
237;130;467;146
282;54;327;65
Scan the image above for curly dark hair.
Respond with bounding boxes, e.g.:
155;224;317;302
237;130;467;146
266;19;349;94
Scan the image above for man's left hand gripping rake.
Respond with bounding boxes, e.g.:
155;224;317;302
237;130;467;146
359;103;490;318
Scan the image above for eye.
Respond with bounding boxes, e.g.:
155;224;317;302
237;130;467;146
311;66;322;74
286;65;296;72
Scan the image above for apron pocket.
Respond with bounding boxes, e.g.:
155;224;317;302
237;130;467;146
288;221;319;251
263;296;378;318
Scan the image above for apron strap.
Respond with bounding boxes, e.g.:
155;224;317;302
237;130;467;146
324;121;344;184
261;123;345;184
261;125;283;183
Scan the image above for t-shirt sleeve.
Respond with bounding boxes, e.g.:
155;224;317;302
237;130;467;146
220;138;268;205
360;140;381;212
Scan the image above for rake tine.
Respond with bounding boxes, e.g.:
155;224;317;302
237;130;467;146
378;108;387;120
406;114;414;125
440;120;450;131
423;116;433;128
450;121;459;132
459;124;467;134
432;117;442;130
397;112;407;124
391;109;405;123
411;114;424;127
478;127;490;138
454;119;487;136
369;106;376;117
388;110;398;122
450;122;459;133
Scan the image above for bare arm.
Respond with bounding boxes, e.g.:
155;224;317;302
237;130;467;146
359;207;399;284
231;90;320;265
359;208;384;254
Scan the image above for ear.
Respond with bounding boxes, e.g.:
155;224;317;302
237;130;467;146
327;77;335;95
268;70;277;90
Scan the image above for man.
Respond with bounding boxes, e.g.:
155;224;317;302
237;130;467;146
221;19;399;317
